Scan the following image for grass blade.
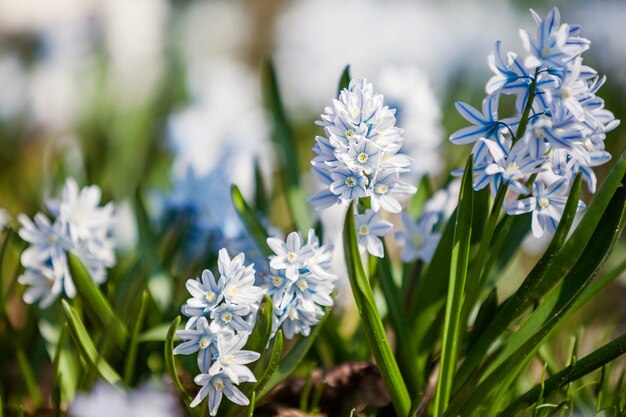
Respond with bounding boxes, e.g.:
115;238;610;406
377;245;420;396
244;295;273;353
433;157;474;417
454;173;583;391
68;252;128;348
61;300;122;386
451;168;626;415
123;290;149;385
231;185;271;257
164;316;193;404
343;203;411;417
501;332;626;415
262;58;311;233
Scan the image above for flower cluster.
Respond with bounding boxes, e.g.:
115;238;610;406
17;178;115;308
450;7;619;238
263;230;336;339
310;78;416;213
176;249;263;415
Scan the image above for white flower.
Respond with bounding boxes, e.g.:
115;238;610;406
208;332;259;384
267;232;310;281
218;249;263;306
174;317;230;373
355;209;393;258
70;381;180;417
17;178;116;308
190;372;250;415
395;212;441;263
310;78;416;212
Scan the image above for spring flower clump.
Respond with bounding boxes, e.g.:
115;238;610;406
264;229;336;339
176;232;335;415
17;178;115;308
450;7;619;238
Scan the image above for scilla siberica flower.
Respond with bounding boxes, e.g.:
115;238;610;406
449;7;619;238
310;78;416;212
176;248;263;415
18;178;115;308
262;229;336;339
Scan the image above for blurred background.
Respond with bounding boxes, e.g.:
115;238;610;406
1;0;626;382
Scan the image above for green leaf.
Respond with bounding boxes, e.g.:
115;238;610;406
455;165;614;393
377;244;420;396
244;295;273;353
123;291;149;384
408;175;434;218
451;168;626;416
247;391;256;417
164;316;193;404
254;159;269;216
139;322;177;343
231;185;272;257
260;310;331;398
501;332;626;415
433;156;474;417
262;58;311;232
67;252;128;348
343;204;411;417
249;331;284;403
61;300;122;387
338;65;351;93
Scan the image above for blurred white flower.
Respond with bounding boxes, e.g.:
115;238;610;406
0;54;27;120
70;382;180;417
102;0;168;106
376;65;443;177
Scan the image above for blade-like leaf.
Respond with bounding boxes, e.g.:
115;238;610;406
260;310;330;398
501;332;626;415
343;204;411;417
67;253;128;349
433;156;474;417
338;65;351;93
123;291;149;384
61;300;122;387
377;245;419;396
262;59;311;232
244;295;273;353
451;169;626;415
232;184;272;257
164;316;193;405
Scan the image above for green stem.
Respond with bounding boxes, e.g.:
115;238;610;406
343;204;411;417
514;68;539;143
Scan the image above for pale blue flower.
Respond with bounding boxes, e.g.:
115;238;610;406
174;317;230;373
329;167;369;203
190;372;250;415
207;332;259;384
472;138;546;196
267;232;310;281
355;209;393;258
450;94;518;145
311;78;416;212
369;171;417;213
506;177;585;237
18;178;116;308
210;303;253;332
519;8;589;71
275;299;325;340
395;212;441;263
181;270;225;327
218;249;263;306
